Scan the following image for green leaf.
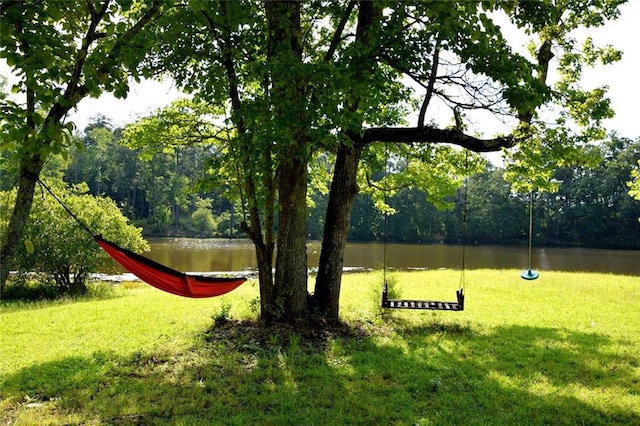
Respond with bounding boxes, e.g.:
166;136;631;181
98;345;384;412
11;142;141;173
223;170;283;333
24;239;35;254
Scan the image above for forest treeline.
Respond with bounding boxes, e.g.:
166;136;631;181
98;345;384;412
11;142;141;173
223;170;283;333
5;118;638;250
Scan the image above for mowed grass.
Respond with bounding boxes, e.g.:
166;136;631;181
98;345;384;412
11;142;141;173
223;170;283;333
1;270;639;425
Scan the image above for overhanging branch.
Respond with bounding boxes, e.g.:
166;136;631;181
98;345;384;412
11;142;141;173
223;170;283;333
360;126;515;152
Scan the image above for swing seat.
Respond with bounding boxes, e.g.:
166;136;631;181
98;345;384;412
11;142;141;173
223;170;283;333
520;269;539;280
382;288;465;311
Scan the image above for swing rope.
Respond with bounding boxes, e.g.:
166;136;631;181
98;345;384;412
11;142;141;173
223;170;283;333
521;191;540;280
383;142;390;294
527;191;534;270
459;153;469;292
380;146;465;311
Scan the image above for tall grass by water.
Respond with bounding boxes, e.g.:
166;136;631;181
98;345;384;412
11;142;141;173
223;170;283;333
1;270;639;425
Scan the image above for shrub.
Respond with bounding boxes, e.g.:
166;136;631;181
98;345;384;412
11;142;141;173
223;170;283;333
0;181;149;296
1;275;59;301
1;276;119;302
190;205;217;236
212;300;232;325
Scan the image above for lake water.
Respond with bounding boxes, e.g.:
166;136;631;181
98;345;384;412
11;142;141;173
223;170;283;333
142;238;640;276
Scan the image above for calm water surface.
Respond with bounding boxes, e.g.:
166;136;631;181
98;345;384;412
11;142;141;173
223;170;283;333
143;238;640;276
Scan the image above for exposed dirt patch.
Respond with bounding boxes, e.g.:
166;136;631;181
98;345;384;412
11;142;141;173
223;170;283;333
205;318;373;352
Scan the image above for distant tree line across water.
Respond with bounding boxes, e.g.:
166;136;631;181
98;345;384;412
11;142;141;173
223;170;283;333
4;119;638;250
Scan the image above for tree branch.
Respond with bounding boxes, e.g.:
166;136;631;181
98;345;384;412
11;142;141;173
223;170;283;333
45;0;162;128
417;41;440;128
360;126;515;152
323;0;356;63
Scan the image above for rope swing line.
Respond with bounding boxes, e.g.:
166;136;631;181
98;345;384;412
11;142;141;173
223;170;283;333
382;142;390;294
34;179;247;298
459;154;469;295
380;144;465;312
521;191;540;280
527;192;534;267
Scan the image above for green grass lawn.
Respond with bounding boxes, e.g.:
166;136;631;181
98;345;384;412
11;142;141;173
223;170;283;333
1;270;639;425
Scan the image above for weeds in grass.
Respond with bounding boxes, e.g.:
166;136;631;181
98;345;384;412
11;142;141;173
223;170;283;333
247;296;261;316
121;280;147;290
85;281;121;299
371;271;399;320
212;300;233;325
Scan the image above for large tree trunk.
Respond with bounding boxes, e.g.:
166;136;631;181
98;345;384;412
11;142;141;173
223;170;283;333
266;1;310;323
210;2;277;323
313;144;363;320
255;241;275;323
274;159;309;321
311;1;381;321
0;155;44;295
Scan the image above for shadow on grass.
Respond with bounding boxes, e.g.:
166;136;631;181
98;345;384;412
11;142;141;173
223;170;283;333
0;282;124;313
2;320;638;425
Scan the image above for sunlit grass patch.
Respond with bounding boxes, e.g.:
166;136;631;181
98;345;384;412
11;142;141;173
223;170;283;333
1;271;639;425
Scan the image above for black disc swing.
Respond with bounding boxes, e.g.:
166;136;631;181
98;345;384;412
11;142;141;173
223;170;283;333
520;192;540;281
380;146;465;312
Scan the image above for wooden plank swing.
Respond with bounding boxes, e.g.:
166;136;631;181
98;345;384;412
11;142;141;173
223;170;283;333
380;145;467;312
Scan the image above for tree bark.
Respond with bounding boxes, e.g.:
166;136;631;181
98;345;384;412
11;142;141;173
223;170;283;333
255;240;275;322
0;155;44;294
274;158;309;321
313;1;380;320
362;127;516;152
266;0;310;323
313;143;363;319
209;2;278;323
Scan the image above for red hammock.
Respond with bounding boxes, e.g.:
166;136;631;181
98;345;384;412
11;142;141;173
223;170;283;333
95;235;246;298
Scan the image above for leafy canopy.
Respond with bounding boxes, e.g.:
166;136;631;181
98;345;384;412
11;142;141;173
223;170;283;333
0;0;164;161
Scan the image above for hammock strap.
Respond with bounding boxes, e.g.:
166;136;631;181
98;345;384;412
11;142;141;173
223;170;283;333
37;179;96;237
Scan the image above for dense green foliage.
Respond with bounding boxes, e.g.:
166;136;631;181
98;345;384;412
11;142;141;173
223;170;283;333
0;0;165;293
0;180;148;295
629;160;640;201
58;121;640;249
1;270;638;424
61;117;242;237
382;135;640;248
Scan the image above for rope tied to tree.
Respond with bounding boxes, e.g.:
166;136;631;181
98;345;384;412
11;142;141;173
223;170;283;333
36;179;96;237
